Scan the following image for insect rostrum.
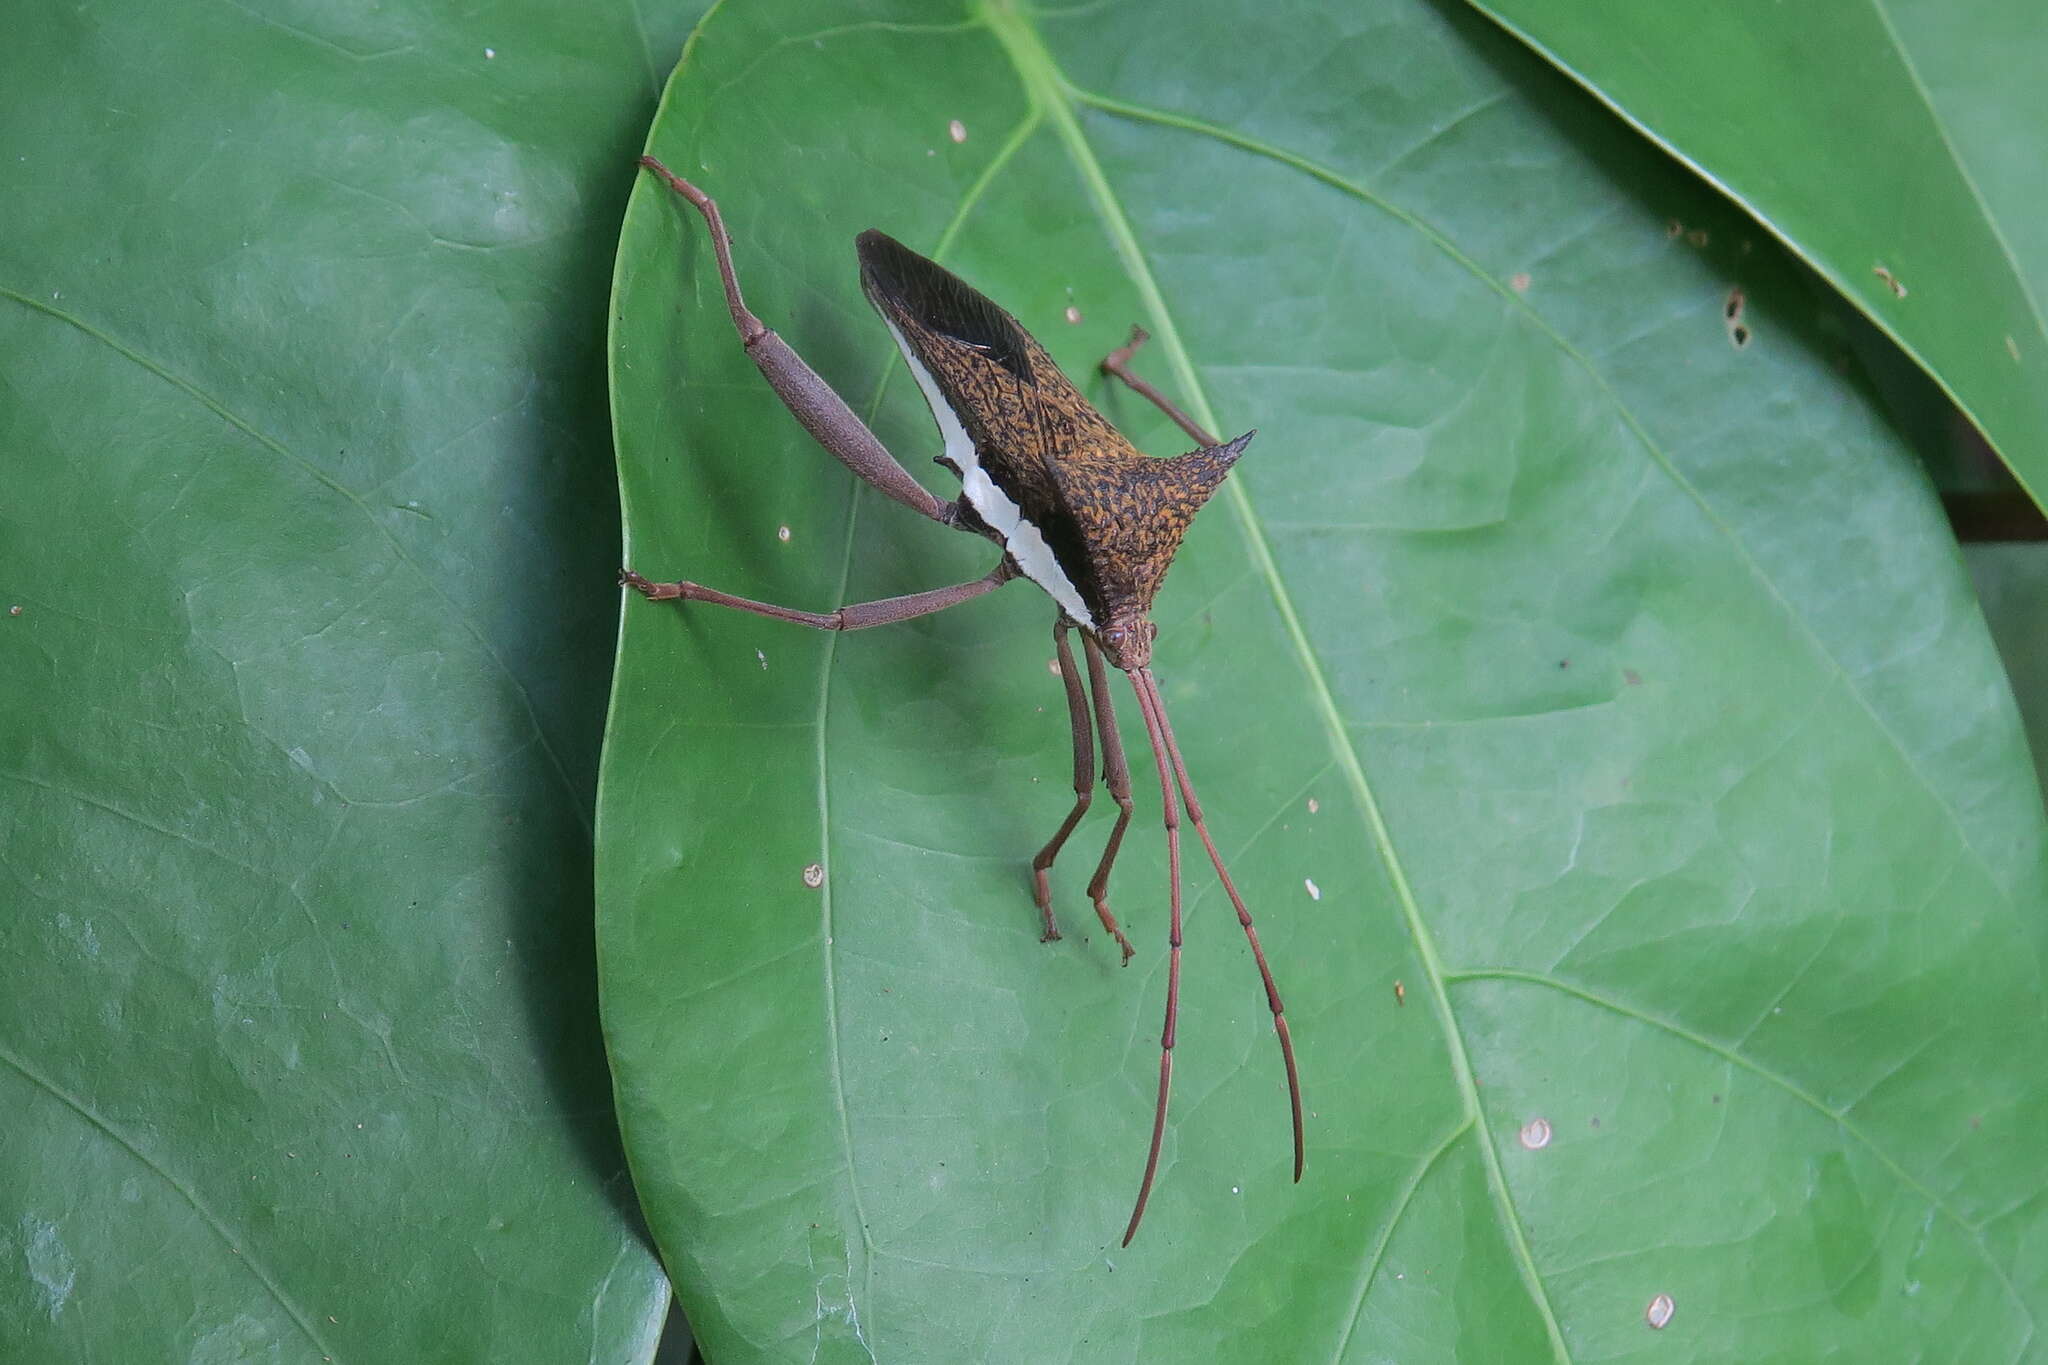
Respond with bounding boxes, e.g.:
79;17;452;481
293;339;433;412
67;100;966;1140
622;156;1302;1246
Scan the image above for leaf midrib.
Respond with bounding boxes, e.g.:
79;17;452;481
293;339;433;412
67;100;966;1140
981;3;1574;1360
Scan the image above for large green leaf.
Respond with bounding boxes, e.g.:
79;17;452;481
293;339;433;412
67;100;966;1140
1461;0;2048;512
0;2;701;1359
600;1;2048;1360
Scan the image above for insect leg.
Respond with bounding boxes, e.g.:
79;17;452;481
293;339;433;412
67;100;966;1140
638;156;966;530
1100;326;1219;449
1136;668;1305;1186
1081;632;1136;965
621;560;1013;631
1029;619;1095;944
1121;668;1183;1246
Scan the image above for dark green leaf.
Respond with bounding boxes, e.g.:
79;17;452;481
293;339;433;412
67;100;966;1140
601;1;2048;1360
1463;0;2048;511
0;2;700;1358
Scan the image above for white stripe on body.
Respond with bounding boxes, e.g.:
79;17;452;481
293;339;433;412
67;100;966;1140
881;319;1097;630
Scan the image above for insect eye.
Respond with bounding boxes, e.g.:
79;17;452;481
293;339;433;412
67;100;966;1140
1103;627;1125;645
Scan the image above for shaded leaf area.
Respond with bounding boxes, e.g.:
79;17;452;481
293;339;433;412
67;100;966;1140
1968;546;2048;785
600;0;2048;1361
1462;0;2048;513
0;1;702;1359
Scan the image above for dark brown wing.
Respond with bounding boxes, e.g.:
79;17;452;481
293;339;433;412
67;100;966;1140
856;230;1034;385
856;231;1124;490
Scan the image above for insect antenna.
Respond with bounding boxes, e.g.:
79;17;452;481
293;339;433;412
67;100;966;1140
1122;668;1184;1246
1121;667;1306;1246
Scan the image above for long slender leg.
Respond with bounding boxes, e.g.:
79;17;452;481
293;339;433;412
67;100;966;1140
1081;634;1136;964
638;156;962;529
1136;668;1305;1185
1101;327;1219;449
1122;669;1184;1247
1030;620;1095;944
621;561;1013;631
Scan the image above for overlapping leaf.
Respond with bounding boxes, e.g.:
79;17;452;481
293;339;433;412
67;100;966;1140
1464;0;2048;512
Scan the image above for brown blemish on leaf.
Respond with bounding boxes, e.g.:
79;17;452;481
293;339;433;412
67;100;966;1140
2007;335;2021;363
1723;288;1750;349
1686;228;1710;249
1873;264;1908;298
1509;272;1531;293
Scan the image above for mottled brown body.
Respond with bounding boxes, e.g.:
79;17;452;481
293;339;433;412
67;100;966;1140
858;230;1251;665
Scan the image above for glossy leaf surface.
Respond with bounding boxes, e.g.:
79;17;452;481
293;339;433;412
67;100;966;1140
1464;0;2048;511
0;2;698;1358
601;1;2048;1360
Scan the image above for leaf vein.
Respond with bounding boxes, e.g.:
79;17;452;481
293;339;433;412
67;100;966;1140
1446;965;2034;1335
982;9;1572;1357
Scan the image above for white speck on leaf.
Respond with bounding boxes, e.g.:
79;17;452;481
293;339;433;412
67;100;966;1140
756;650;768;671
483;47;495;58
1645;1293;1675;1329
23;1219;75;1320
1304;878;1321;901
1519;1117;1552;1150
1307;797;1319;814
803;863;825;890
777;525;791;542
948;119;967;143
